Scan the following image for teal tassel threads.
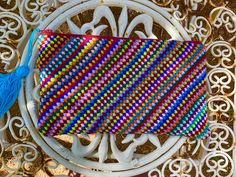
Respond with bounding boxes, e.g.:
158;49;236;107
0;66;29;117
0;28;40;118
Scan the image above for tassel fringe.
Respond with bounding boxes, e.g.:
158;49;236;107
0;28;40;118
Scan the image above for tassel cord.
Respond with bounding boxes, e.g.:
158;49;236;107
0;28;40;118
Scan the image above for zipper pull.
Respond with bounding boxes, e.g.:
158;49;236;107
40;29;54;35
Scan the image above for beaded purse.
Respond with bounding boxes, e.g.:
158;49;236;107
36;30;210;139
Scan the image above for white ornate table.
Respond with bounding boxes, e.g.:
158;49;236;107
0;0;235;176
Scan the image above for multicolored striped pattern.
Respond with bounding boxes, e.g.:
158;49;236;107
36;31;210;139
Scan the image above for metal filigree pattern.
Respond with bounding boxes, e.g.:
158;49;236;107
0;0;235;176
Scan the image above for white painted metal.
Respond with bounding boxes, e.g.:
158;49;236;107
0;0;235;176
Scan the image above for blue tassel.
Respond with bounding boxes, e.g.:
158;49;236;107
0;28;40;118
0;66;29;117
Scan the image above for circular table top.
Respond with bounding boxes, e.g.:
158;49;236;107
0;0;235;176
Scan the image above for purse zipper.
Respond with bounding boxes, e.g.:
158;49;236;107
40;29;55;35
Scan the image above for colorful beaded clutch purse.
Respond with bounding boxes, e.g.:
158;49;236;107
36;30;210;139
